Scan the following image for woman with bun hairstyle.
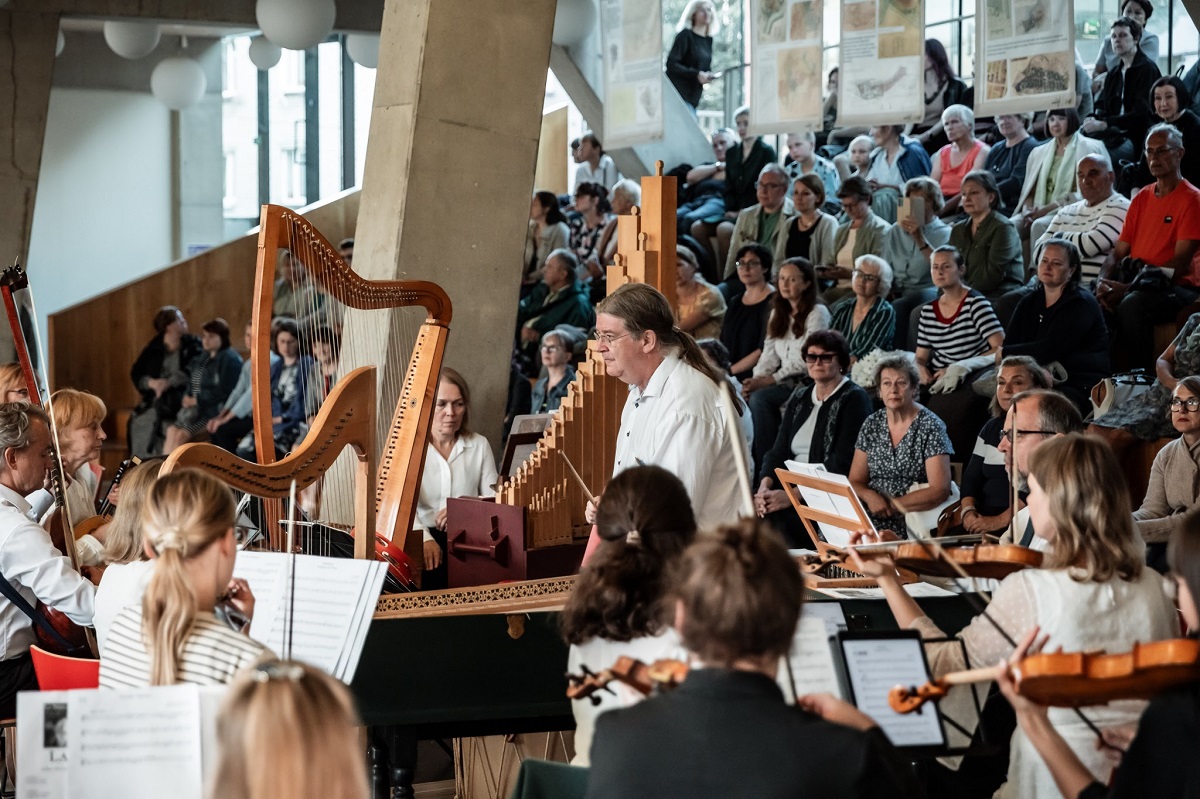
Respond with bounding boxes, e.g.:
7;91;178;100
560;465;696;767
99;468;270;687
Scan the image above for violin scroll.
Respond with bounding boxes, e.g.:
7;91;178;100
888;681;948;714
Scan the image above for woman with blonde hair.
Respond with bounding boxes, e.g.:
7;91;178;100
92;458;164;651
851;433;1178;798
99;468;268;687
667;0;718;113
209;659;368;799
0;363;29;403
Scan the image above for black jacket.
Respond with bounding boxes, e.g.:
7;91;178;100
130;334;203;414
725;138;778;214
586;668;924;799
1094;49;1162;155
759;379;873;484
666;29;712;108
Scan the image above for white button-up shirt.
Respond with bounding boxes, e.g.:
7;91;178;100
613;355;746;531
414;433;499;542
0;483;94;660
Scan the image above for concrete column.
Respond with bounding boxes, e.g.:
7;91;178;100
345;0;557;448
0;10;60;267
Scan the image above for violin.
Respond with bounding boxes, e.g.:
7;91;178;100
889;638;1200;714
566;656;689;703
71;457;140;541
802;535;1042;582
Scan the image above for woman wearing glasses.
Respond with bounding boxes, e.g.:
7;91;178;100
530;329;578;415
755;330;872;546
828;254;897;363
819;176;888;304
1132;376;1200;566
720;244;775;381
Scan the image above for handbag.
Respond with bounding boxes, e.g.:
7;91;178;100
1090;369;1154;419
904;481;960;540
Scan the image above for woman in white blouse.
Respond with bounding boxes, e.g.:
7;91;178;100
414;368;498;589
850;434;1178;798
741;257;830;468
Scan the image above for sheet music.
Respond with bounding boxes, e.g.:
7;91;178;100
840;636;946;748
810;582;958;600
70;685;204;799
801;601;849;638
16;690;70;799
783;461;875;546
779;616;844;701
234;551;384;680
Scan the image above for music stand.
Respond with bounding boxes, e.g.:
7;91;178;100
773;468;874;551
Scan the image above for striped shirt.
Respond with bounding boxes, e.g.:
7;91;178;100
829;296;896;359
916;291;1002;369
1035;193;1130;281
99;605;271;688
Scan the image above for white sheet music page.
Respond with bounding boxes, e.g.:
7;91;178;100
16;690;70;799
778;616;844;701
336;560;387;682
841;637;945;748
783;461;874;545
68;684;204;799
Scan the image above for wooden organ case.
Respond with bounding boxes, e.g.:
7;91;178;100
445;166;678;587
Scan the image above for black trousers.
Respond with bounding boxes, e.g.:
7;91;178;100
0;653;38;719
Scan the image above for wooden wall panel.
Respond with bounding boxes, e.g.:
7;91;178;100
48;190;361;429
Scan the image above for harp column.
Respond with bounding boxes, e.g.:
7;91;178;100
347;0;557;450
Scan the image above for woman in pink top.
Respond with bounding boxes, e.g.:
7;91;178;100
931;104;991;217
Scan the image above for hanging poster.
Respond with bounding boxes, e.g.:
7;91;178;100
748;0;825;135
975;0;1075;114
837;0;925;127
600;0;665;147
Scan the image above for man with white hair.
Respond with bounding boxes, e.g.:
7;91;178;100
1034;153;1129;284
723;163;794;280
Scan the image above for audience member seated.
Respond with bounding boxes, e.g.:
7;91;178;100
829;255;896;363
884;176;951;348
1092;0;1158;89
1120;77;1200;193
674;245;726;339
93;458;164;651
128;305;202;458
303;324;340;419
721;244;775;381
864;124;933;223
413;368;498;590
0;363;29;403
569;182;612;265
338;236;353;265
680;128;735;242
959;356;1050;535
1091;312;1200;461
930;104;991;215
914;38;972;154
783;174;836;265
949;171;1024;304
1133;376;1200;559
1097;124;1200;371
743;259;830;467
516;248;595;366
820;176;888;302
851;355;954;538
211;658;368;799
783;132;839;211
832;134;873;185
236;318;312;461
665;0;717;113
851;433;1177;797
270;254;320;321
573;131;620;192
524;191;570;285
983;113;1038;218
36;389;109;567
591;179;641;282
1082;17;1161;164
586;520;922;798
208;322;278;455
998;509;1200;799
162;318;242;455
722;163;793;282
1032;153;1129;287
100;468;269;688
696;338;754;445
530;329;578;415
916;245;1004;461
755;330;872;546
1012;108;1107;251
0;402;94;715
1003;240;1110;412
561;465;694;766
712;106;778;269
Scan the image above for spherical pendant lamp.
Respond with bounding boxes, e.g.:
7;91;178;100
151;57;207;110
345;33;379;69
104;20;161;60
249;36;282;70
255;0;337;51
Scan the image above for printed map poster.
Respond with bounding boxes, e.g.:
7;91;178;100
600;0;664;147
976;0;1075;114
837;0;925;127
749;0;825;135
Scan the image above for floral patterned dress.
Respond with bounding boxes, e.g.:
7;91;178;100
855;406;954;536
1092;313;1200;441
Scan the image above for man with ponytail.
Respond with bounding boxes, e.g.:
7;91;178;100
592;283;747;532
0;402;94;715
99;468;269;688
586;520;922;798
